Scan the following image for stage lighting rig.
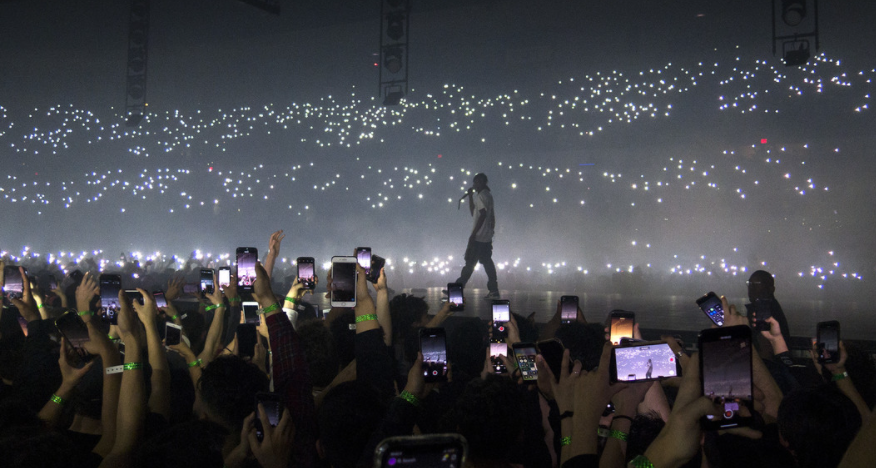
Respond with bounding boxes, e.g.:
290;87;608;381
125;0;149;127
772;0;819;67
378;0;410;106
236;0;280;15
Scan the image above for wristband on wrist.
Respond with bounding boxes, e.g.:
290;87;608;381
832;371;849;381
187;358;203;368
258;303;280;315
356;314;378;323
78;310;94;316
171;314;180;321
560;436;572;447
228;296;241;303
123;362;145;371
629;455;655;468
38;303;46;309
50;393;67;405
285;296;298;304
398;390;421;407
610;429;629;442
204;304;221;312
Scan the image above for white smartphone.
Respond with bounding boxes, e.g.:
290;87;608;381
331;256;358;308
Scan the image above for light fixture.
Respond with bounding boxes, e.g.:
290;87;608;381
781;0;806;26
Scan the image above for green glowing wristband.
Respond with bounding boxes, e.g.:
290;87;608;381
258;303;280;315
171;314;180;321
356;314;378;323
228;296;241;303
560;436;571;447
78;310;94;316
398;390;421;407
123;362;144;371
188;359;203;368
285;296;298;304
51;393;67;405
205;304;221;312
610;429;629;442
629;455;655;468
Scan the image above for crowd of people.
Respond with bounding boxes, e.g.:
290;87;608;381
0;230;874;468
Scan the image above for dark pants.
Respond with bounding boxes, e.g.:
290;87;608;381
455;240;498;293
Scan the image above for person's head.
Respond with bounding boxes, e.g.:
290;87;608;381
473;173;488;191
196;355;269;430
448;319;488;385
298;319;340;389
318;381;388;468
747;270;775;303
440;374;524;463
136;420;227;468
554;322;606;371
389;294;429;344
626;412;665;463
777;386;861;468
329;309;356;368
0;399;83;468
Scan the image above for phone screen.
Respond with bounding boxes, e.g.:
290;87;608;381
3;266;24;299
331;259;357;305
492;301;510;342
200;269;215;294
165;323;182;346
817;322;840;363
609;313;634;345
701;327;753;428
420;329;448;383
696;292;725;327
297;258;315;289
218;268;231;289
243;301;261;324
55;312;91;348
490;342;508;373
124;289;144;305
448;283;464;311
153;291;168;308
537;339;564;379
367;255;386;283
377;436;465;468
612;343;678;382
513;345;539;381
561;296;578;323
237;323;257;358
100;275;122;324
356;247;371;271
236;248;258;289
254;392;282;442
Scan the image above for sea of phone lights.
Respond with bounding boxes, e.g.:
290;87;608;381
0;50;873;292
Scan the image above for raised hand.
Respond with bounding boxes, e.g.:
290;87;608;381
75;272;100;321
165;275;185;302
131;288;158;325
247;404;296;468
203;271;225;306
267;230;285;258
10;267;40;323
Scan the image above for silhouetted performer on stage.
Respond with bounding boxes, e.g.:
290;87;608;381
454;173;499;300
646;358;653;379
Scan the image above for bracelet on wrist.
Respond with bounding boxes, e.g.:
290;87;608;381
560;436;572;447
38;303;46;309
50;393;67;405
832;371;849;381
398;390;421;407
258;303;280;315
204;304;222;312
285;296;298;304
171;314;180;321
609;429;629;442
356;314;378;323
187;358;203;368
123;362;145;371
629;455;655;468
228;296;241;303
78;310;94;316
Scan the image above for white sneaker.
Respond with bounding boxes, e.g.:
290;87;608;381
484;292;501;301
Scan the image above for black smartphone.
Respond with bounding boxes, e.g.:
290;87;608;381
447;283;464;312
816;320;840;364
55;311;92;367
254;392;283;443
296;257;316;290
243;301;261;325
537;338;564;380
491;300;510;343
218;266;231;290
374;434;468;468
124;289;144;306
165;322;182;346
490;342;508;374
237;323;257;359
355;247;372;272
99;274;122;325
236;247;258;292
367;254;386;284
419;328;449;383
696;292;725;327
610;341;681;383
200;268;215;295
746;298;772;331
330;256;357;308
153;290;168;309
560;295;578;324
3;265;25;299
609;310;635;345
699;325;754;430
512;342;539;381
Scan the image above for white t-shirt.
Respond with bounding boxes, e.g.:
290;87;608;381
473;189;495;242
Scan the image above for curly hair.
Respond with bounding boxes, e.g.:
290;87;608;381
389;294;429;344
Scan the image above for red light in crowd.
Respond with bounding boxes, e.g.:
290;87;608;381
208;167;213;172
761;139;768;144
437;154;442;158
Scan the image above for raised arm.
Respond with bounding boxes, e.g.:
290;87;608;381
373;267;392;346
132;288;171;420
198;271;227;364
263;229;285;281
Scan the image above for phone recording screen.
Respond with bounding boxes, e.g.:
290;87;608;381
421;332;448;381
610;315;634;345
237;250;257;287
490;342;508;373
514;346;539;380
613;343;677;381
448;285;463;305
298;261;314;286
818;326;839;360
702;333;752;424
698;294;725;327
200;272;214;294
218;268;231;289
100;276;121;323
153;292;168;308
243;301;260;324
356;248;371;270
332;261;356;302
381;444;462;467
492;302;510;341
165;323;182;345
561;297;578;321
3;266;24;298
56;313;90;348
